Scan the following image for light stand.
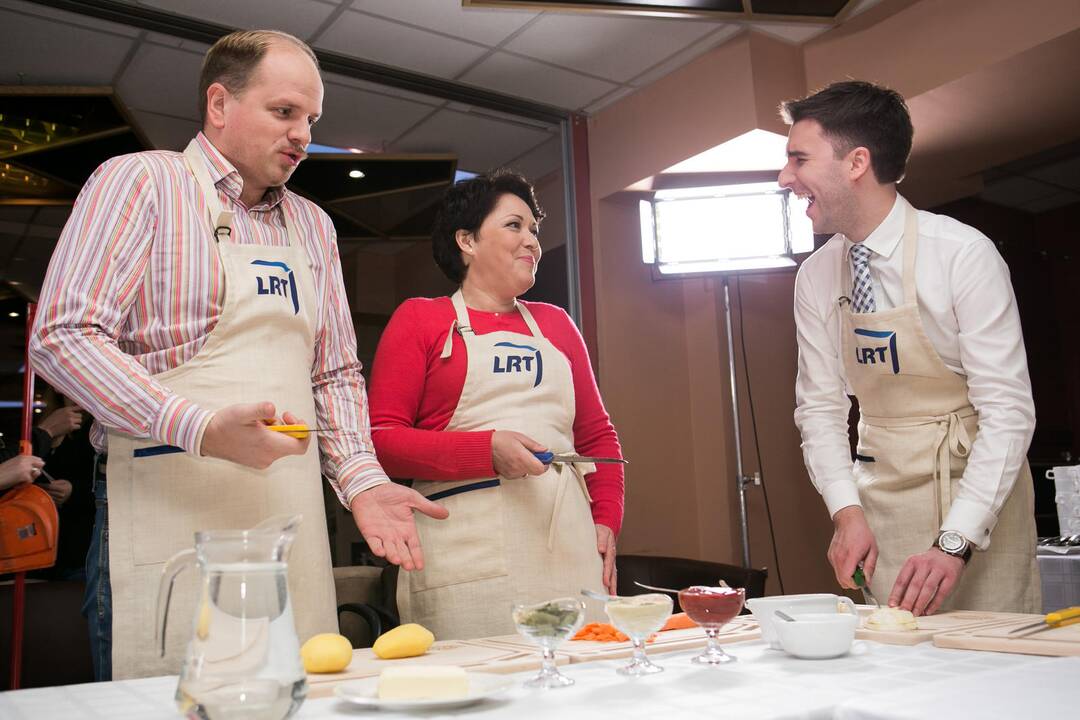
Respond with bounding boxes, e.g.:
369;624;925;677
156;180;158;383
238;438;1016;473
722;276;761;568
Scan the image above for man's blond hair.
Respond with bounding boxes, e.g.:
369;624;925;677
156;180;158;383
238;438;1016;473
198;30;319;121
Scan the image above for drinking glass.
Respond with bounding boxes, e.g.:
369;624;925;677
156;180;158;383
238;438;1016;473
677;586;745;665
511;597;585;688
604;593;672;676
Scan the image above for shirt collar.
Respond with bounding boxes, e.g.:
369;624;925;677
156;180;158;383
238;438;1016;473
193;132;287;211
843;194;907;260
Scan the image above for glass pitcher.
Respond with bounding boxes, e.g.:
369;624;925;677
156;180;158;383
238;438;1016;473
156;515;306;720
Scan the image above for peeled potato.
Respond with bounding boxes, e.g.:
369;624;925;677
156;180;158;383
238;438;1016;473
865;607;917;631
372;623;435;659
301;633;353;673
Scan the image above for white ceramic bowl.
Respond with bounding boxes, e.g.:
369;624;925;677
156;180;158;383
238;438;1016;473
774;612;858;659
746;594;857;649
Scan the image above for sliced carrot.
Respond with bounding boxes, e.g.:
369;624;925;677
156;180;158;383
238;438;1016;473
661;612;698;631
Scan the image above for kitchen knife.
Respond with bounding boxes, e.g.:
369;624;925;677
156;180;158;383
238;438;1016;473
534;451;628;465
852;566;880;607
1007;606;1080;637
266;424;341;438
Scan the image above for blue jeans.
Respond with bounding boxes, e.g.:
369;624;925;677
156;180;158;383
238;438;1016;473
82;455;111;681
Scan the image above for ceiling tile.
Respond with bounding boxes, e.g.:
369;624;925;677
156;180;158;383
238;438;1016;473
323;73;445;107
583;86;637;115
1027;160;1080;192
629;25;741;88
136;0;338;40
748;22;830;44
2;0;141;37
130;109;201;151
318;9;489;80
117;43;204;120
978;176;1050;207
0;6;137;85
394;108;551;174
315;82;438;151
351;0;538;46
459;52;617;111
505;136;563;183
1020;190;1080;214
505;14;719;83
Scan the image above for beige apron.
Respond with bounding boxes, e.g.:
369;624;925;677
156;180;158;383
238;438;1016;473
842;205;1040;613
396;290;605;640
105;141;338;679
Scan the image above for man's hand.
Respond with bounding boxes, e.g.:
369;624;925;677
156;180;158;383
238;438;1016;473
200;402;310;469
828;505;878;589
596;524;617;595
350;483;449;571
38;405;83;441
491;430;547;479
889;548;965;616
0;454;45;491
44;478;73;506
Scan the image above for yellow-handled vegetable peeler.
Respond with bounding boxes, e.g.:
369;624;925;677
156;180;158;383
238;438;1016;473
1007;606;1080;637
266;424;339;439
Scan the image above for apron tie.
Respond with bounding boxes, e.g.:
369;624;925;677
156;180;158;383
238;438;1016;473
546;461;595;551
931;411;973;525
440;320;456;359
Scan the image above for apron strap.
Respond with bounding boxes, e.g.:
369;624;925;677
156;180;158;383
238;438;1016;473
900;203;919;307
863;407;975;525
182;140;234;243
515;301;543;338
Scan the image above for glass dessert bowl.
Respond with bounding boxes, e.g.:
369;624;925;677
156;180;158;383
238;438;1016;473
677;585;746;665
511;598;585;688
604;593;673;676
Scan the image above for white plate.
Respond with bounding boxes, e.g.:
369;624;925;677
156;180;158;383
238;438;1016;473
333;672;514;711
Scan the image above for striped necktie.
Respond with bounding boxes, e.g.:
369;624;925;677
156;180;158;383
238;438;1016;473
850;243;876;313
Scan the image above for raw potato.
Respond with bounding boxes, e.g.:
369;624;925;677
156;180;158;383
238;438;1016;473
301;633;353;673
372;623;435;659
865;607;917;631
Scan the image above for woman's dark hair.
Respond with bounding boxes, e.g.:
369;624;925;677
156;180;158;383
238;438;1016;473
780;80;913;184
431;169;544;284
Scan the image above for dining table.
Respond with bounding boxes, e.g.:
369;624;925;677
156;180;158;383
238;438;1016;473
1;635;1076;720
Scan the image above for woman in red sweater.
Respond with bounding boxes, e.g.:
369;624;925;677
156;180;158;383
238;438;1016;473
369;170;624;640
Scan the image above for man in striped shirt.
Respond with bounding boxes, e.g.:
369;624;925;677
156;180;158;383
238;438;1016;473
30;30;447;680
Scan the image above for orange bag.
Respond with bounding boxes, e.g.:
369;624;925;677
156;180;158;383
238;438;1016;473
0;483;59;573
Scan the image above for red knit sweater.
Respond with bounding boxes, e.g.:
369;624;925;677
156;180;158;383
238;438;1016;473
369;296;624;535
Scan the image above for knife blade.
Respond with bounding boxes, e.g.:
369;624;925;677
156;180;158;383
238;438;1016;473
266;424;341;437
1007;606;1080;637
534;451;628;465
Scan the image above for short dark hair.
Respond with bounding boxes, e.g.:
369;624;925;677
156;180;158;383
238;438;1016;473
780;80;913;184
198;30;319;121
431;170;545;284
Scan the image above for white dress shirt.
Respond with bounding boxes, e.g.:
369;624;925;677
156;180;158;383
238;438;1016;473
793;194;1035;549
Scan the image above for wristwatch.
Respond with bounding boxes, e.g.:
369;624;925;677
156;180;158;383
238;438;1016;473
934;530;973;564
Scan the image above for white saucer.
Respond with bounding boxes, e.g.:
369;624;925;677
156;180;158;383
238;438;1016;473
333;672;514;711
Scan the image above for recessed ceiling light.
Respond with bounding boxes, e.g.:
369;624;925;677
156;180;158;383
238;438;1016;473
7;312;18;318
348;169;365;179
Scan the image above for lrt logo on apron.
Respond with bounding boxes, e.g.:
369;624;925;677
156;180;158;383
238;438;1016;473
252;259;300;315
854;328;900;374
492;341;544;388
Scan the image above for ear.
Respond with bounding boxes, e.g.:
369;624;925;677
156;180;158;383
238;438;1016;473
205;82;228;131
455;229;474;259
847;146;874;183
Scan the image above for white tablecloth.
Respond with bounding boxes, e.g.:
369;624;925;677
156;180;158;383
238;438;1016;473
1;640;1076;720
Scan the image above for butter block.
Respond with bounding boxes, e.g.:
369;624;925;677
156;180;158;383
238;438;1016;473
377;665;469;700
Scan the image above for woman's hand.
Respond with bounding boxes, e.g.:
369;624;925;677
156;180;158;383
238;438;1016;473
38;405;84;441
0;454;45;491
491;430;547;479
44;478;73;506
596;523;617;595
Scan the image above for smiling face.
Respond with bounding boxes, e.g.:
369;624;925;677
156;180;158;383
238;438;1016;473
459;193;541;300
206;43;323;204
778;119;858;236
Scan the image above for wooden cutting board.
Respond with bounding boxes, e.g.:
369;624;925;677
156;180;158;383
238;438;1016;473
305;639;562;699
473;616;761;664
855;608;1031;646
933;615;1080;657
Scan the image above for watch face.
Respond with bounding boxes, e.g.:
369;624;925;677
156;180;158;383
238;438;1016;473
939;531;965;553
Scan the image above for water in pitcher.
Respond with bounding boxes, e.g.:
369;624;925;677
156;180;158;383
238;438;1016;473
176;562;306;720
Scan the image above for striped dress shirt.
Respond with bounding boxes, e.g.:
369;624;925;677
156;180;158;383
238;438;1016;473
30;132;390;505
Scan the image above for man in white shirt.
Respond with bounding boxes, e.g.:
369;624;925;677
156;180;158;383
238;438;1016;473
780;81;1040;615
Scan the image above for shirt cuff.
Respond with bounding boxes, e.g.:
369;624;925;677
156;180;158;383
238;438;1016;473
151;395;214;456
339;455;392;507
822;480;863;519
942;498;998;551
